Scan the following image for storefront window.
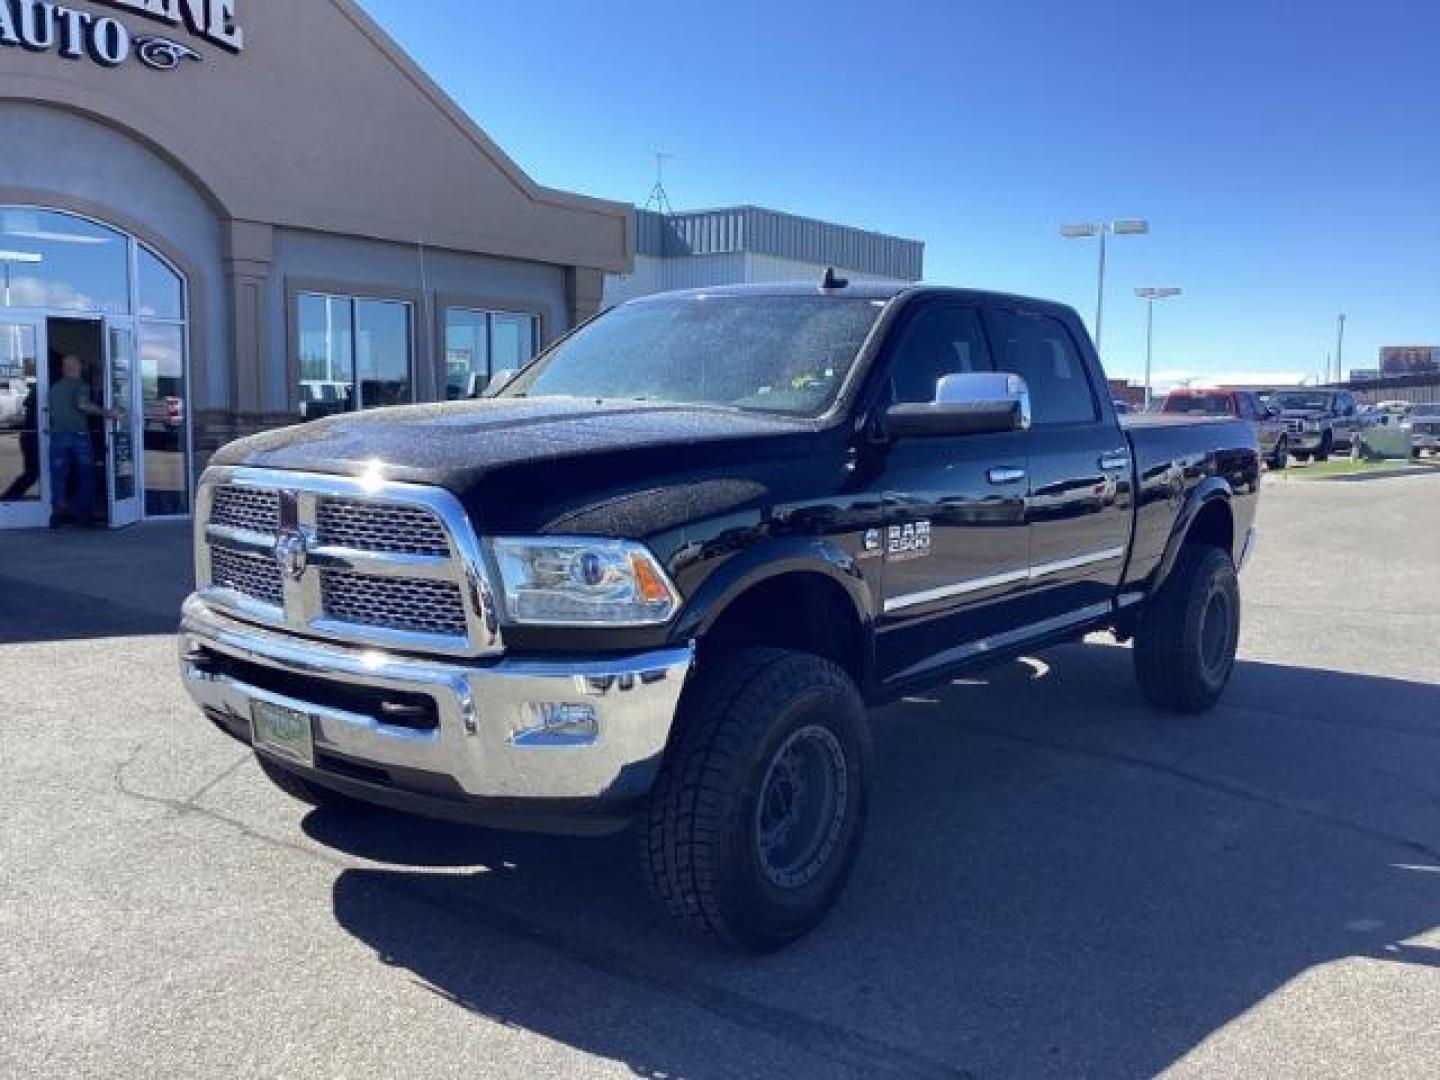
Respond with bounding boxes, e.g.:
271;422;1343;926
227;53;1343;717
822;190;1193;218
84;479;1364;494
298;294;354;418
493;312;537;372
444;307;538;399
356;300;412;409
445;308;489;399
297;292;412;417
137;248;184;320
0;207;130;315
140;322;189;516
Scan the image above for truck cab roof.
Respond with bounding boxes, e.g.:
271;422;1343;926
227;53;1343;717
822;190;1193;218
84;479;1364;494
626;281;1080;319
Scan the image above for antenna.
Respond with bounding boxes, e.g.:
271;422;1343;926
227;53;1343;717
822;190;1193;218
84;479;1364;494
643;150;677;216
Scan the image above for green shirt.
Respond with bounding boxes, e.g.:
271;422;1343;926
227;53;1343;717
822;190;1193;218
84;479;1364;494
49;377;93;435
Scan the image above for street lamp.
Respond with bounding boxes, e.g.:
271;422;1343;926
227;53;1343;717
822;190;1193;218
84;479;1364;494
1061;218;1150;352
1335;314;1347;384
1135;287;1182;410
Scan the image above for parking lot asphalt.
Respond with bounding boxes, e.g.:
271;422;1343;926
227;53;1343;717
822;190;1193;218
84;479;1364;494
2;473;1438;1079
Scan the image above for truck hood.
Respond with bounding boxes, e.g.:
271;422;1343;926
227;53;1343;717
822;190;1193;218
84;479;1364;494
1278;408;1331;420
210;397;824;535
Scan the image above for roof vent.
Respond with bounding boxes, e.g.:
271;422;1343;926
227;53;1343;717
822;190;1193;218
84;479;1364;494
820;267;849;291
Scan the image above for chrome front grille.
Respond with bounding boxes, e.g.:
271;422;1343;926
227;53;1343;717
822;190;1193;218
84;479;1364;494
317;498;450;556
1284;419;1305;434
321;572;468;637
196;468;500;657
210;547;283;608
211;485;280;534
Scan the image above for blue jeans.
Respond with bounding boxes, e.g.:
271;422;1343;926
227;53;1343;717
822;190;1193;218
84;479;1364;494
49;431;95;522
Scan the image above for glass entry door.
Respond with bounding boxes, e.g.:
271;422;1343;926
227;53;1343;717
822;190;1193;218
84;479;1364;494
105;322;142;529
0;315;48;528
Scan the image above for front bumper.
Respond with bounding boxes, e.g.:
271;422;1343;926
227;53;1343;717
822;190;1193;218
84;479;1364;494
1288;430;1325;450
178;596;693;832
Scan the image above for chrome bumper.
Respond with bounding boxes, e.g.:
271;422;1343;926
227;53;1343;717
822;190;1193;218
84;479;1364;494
178;596;693;804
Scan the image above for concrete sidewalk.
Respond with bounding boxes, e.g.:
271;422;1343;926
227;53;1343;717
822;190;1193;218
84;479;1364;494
0;520;193;639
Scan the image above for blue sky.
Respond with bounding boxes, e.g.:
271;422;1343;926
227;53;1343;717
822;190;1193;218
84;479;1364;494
359;0;1438;385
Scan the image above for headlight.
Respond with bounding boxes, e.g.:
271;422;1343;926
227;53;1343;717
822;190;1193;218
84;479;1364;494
489;538;681;626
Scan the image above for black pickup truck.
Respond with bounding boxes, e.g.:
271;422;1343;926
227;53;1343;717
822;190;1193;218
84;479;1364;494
179;280;1259;951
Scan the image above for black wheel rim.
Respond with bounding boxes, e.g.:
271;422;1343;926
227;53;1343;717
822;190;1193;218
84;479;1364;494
754;724;849;890
1200;590;1233;678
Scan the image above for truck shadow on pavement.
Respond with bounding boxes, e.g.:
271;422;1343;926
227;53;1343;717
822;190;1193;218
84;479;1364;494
320;643;1440;1079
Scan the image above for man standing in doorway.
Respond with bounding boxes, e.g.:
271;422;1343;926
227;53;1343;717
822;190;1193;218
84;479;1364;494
49;354;117;529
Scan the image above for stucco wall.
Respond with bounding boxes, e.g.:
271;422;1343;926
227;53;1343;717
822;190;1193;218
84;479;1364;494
0;0;631;274
0;101;227;408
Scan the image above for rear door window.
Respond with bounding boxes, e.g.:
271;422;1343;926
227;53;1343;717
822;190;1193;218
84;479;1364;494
1164;393;1235;417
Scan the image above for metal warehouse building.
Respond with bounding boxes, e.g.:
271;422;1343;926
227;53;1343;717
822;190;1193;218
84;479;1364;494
0;0;632;531
604;207;924;307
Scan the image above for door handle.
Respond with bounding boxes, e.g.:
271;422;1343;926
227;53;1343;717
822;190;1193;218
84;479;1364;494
987;466;1026;485
1099;452;1130;471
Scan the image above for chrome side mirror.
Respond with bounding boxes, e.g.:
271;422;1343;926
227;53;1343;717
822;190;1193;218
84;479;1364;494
885;372;1032;439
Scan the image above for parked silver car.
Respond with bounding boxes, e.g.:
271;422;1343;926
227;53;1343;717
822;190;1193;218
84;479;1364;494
1403;402;1440;456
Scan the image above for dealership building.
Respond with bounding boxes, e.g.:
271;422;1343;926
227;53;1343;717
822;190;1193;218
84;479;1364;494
0;0;633;530
603;206;923;307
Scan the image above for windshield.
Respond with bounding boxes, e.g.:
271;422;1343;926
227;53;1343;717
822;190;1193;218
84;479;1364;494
1163;393;1234;416
1271;391;1335;411
500;295;886;418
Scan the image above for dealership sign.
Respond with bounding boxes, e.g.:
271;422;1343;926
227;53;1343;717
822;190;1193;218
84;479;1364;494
0;0;242;71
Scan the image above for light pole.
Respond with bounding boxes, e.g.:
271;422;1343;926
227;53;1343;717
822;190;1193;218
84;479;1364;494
1061;219;1150;352
1135;287;1182;410
1335;314;1347;384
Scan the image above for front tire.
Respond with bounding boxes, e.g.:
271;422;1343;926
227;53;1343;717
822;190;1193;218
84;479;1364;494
1269;437;1288;470
1314;431;1333;462
1134;544;1240;713
642;648;872;952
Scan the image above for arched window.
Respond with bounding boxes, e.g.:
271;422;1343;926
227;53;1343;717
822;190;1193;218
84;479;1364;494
0;206;191;517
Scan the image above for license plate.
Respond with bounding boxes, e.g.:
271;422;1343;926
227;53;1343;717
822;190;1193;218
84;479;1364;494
251;699;315;768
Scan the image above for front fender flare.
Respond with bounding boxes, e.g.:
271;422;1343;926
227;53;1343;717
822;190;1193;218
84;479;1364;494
668;535;877;646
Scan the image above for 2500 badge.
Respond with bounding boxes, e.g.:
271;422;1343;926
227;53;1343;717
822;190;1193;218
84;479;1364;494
887;521;932;561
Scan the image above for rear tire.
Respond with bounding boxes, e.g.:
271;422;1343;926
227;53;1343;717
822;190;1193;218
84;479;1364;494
1134;544;1240;714
642;648;872;953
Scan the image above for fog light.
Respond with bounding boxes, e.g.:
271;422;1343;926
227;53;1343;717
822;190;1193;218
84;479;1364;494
511;702;599;747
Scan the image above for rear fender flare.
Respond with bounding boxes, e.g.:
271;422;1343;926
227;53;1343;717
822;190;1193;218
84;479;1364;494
1153;477;1235;592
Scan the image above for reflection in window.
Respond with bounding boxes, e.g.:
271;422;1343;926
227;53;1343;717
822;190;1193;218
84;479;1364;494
492;312;536;373
0;207;130;314
296;292;411;417
444;307;538;400
137;247;184;319
140;322;189;515
356;300;412;409
445;308;489;399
